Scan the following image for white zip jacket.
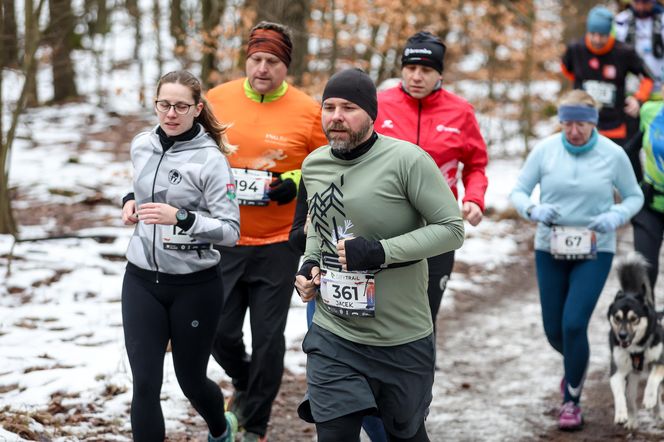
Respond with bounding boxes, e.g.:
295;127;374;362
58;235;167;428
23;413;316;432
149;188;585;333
125;124;240;274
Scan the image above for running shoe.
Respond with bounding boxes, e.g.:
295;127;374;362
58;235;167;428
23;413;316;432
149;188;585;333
558;401;583;431
241;431;267;442
227;389;248;424
208;411;238;442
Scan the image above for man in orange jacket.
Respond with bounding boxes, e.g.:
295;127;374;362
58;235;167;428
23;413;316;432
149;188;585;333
206;21;327;442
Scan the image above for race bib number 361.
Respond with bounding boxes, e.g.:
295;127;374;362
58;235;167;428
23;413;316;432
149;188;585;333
550;226;597;260
231;168;271;206
320;268;376;318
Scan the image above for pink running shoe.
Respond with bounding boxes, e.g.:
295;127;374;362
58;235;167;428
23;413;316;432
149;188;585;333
558;401;583;431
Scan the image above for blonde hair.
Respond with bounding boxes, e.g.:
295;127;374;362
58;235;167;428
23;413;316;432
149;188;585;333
156;70;236;155
558;89;598;109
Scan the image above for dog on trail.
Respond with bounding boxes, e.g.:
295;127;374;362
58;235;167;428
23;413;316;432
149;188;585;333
608;252;664;429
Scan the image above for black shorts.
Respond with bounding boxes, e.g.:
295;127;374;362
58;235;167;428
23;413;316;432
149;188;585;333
298;324;435;439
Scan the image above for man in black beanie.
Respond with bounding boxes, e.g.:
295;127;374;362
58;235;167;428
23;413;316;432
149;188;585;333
376;31;488;340
294;67;465;441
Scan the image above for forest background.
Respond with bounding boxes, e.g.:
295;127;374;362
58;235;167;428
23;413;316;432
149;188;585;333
1;1;652;441
0;0;617;236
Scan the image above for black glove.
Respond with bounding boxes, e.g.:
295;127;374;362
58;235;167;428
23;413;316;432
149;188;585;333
344;237;385;271
267;177;297;205
296;260;319;279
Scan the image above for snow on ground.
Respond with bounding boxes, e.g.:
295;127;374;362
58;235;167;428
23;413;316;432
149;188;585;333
0;99;524;440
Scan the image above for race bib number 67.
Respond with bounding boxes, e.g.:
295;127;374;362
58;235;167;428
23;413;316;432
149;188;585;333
550;226;597;260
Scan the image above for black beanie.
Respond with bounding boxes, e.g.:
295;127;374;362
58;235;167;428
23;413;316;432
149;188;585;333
401;31;446;74
322;69;377;121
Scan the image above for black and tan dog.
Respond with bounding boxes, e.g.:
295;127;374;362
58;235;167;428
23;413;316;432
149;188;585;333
608;252;664;429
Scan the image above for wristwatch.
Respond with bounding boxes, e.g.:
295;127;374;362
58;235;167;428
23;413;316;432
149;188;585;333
176;208;189;222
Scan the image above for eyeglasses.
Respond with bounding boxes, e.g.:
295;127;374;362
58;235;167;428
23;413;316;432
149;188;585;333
154;100;196;115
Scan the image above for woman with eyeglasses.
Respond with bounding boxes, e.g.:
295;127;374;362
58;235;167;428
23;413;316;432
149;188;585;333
120;70;240;442
510;89;643;431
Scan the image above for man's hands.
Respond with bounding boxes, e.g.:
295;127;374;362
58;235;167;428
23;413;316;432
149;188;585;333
624;96;640;118
295;265;321;302
462;201;483;226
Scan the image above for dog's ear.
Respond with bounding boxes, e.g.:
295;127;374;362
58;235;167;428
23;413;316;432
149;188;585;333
615;289;625;299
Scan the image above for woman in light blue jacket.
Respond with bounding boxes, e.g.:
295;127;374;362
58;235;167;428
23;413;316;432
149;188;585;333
510;89;643;431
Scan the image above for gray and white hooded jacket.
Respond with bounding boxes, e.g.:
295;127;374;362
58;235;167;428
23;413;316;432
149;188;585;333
125;124;240;274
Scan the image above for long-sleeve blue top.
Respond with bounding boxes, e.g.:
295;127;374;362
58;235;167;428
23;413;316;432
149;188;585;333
510;133;644;253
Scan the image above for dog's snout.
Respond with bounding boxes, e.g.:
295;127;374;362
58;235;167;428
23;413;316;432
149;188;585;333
618;330;629;340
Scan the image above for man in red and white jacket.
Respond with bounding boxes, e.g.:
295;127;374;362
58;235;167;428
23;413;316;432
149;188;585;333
376;31;488;335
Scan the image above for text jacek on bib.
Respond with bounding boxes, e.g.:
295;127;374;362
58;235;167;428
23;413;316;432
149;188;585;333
320;268;376;318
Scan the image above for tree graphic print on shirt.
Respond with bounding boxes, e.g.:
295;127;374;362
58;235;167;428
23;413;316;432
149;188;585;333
308;174;355;271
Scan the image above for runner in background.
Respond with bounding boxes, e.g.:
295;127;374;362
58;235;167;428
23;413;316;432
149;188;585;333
375;31;488;338
205;21;327;442
121;70;240;442
561;5;654;182
510;90;643;431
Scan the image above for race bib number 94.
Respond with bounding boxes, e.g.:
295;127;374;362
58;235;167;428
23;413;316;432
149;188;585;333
320;268;376;318
550;226;597;260
231;168;272;206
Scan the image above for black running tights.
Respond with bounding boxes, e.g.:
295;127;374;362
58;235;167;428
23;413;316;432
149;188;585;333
315;410;430;442
122;271;226;441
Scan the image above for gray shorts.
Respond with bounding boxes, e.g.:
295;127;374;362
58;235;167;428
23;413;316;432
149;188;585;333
297;324;435;439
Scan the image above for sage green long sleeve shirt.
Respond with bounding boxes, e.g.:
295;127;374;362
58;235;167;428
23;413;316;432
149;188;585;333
302;134;465;345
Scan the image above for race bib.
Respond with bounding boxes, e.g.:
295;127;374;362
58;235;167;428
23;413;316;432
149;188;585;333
162;226;211;251
550;226;597;260
320;268;376;318
231;168;272;206
582;80;616;107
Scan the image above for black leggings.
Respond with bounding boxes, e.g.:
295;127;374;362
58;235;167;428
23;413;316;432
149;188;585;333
122;270;226;441
633;205;664;293
315;410;429;442
427;251;455;331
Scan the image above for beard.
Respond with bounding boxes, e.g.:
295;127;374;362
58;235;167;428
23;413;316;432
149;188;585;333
324;118;373;153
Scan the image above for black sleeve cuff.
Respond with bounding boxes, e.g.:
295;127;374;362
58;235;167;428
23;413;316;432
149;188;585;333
296;259;319;278
176;211;196;231
122;192;135;208
345;237;385;271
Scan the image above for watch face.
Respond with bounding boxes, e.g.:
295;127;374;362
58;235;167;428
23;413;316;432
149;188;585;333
176;209;188;221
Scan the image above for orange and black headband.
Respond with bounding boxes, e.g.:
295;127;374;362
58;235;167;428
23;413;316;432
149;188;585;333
247;28;292;67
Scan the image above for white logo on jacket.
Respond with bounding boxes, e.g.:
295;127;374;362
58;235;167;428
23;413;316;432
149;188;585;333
436;124;460;134
381;120;394;129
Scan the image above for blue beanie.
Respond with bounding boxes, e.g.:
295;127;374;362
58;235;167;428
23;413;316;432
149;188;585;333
587;6;613;35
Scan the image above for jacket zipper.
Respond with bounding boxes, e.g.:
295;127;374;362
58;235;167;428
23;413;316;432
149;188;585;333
416;101;422;146
151;151;167;283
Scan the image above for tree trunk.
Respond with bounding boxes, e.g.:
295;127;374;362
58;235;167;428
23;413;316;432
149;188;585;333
24;0;39;106
255;0;309;85
170;0;185;52
328;0;337;75
153;0;163;80
127;0;145;106
1;0;46;235
201;0;224;89
48;0;78;102
561;0;594;46
1;0;19;67
520;1;536;157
